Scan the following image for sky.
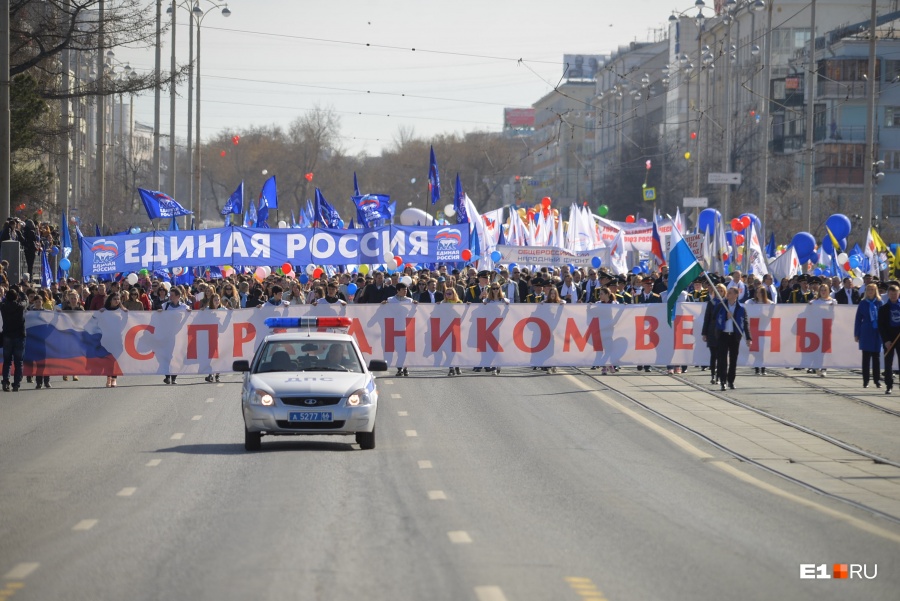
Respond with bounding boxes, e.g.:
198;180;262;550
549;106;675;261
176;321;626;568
120;0;684;157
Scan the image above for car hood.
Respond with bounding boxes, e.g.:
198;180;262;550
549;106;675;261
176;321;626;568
250;372;370;397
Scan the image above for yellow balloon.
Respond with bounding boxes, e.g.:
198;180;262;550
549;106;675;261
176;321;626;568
359;264;369;275
684;152;691;160
517;207;526;217
552;208;559;216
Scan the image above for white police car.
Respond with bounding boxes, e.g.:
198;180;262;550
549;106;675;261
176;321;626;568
233;317;388;451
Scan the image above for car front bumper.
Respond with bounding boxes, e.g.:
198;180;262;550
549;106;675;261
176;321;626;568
242;403;377;435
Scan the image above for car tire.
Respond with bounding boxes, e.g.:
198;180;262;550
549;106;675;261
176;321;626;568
356;428;376;450
244;428;262;451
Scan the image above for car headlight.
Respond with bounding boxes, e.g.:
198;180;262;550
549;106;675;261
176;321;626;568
252;389;275;406
347;388;371;406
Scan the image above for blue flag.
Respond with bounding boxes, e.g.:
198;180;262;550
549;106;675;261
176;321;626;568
60;211;72;259
353;172;361;197
454;173;468;224
666;227;703;326
221;181;243;216
388;201;396;224
315;188;342;228
428;146;441;205
353;194;392;227
138;188;193;220
246;198;257;227
765;231;776;259
257;176;277;228
40;249;52;289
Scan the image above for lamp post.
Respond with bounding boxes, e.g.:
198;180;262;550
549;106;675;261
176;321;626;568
191;2;232;228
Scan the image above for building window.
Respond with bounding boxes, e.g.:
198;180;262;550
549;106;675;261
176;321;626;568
886;60;900;83
887;107;900;128
884;195;900;217
885;151;900;171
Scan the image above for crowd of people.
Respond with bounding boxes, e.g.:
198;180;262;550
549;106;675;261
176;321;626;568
0;256;893;391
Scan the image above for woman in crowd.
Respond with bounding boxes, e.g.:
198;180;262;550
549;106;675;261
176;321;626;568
701;283;726;385
284;281;306;306
123;288;145;311
58;289;82;382
483;282;508;375
151;285;169;310
205;293;226;383
595;287;618;375
855;283;883;389
27;292;51;389
560;273;579;304
745;285;774;375
810;283;837;377
220;281;241;309
541;283;565;373
101;292;128;387
441;287;464;376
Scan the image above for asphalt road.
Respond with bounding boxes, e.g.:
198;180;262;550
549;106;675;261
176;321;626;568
1;370;897;601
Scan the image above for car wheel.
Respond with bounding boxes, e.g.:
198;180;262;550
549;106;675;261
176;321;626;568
245;428;262;451
356;428;375;450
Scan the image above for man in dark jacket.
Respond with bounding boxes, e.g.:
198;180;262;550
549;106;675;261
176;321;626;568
835;277;860;305
356;271;396;304
878;284;900;394
1;289;27;391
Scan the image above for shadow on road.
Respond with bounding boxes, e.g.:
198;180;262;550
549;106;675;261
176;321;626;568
153;440;357;455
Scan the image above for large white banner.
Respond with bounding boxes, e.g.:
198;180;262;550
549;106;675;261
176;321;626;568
22;304;859;375
496;245;599;267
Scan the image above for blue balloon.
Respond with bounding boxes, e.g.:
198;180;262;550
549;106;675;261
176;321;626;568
849;255;860;269
791;232;816;258
698;208;720;236
632;266;642;274
299;274;309;284
591;256;602;268
508;263;517;270
822;236;835;254
50;246;59;256
347;283;358;295
59;258;71;271
814;268;823;276
825;213;851;240
490;250;502;262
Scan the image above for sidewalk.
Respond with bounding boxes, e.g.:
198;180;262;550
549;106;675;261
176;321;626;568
598;368;900;522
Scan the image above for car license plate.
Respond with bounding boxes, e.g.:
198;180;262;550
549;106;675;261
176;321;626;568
288;411;333;422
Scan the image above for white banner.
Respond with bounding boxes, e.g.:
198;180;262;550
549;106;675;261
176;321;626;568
496;245;600;267
22;304;859;375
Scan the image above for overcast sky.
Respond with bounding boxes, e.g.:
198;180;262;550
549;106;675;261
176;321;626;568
121;0;687;156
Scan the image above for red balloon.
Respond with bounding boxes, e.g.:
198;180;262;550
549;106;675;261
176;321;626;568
281;262;292;274
461;249;472;261
220;150;226;157
232;135;240;145
542;207;550;218
740;215;751;229
731;218;742;231
843;262;851;272
735;234;745;245
541;197;551;208
312;268;324;279
625;215;636;223
18;204;25;210
36;209;42;215
304;173;314;182
393;256;403;267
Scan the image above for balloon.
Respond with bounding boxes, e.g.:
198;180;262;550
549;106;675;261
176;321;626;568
591;256;602;268
490;250;502;262
262;169;268;175
36;209;42;215
684;152;691;160
814;268;823;276
541;197;551;208
232;135;240;145
394;256;403;267
735;234;745;245
306;264;316;275
698;209;720;235
638;218;647;224
126;273;138;285
161;282;171;291
852;277;864;288
825;214;851;240
461;249;473;261
400;276;412;287
597;205;609;217
254;267;266;280
277;220;287;228
849;256;860;269
262;266;272;277
632;266;642;274
305;173;314;182
843;262;852;272
731;218;742;231
50;246;59;256
347;283;358;295
282;263;292;274
299;274;309;284
625;215;636;223
444;204;456;217
139;268;149;276
220;150;226;157
359;264;370;275
740;213;761;234
836;252;849;264
791;232;816;258
740;216;751;230
313;268;324;279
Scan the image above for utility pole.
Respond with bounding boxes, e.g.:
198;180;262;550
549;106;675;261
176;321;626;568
153;0;162;190
802;0;816;233
759;0;774;237
96;0;106;230
169;0;176;196
1;1;11;222
862;0;878;232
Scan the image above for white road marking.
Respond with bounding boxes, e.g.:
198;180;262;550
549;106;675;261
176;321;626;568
3;563;39;580
383;379;394;385
191;415;202;421
216;383;224;387
146;459;162;467
417;460;432;469
428;490;446;500
170;433;185;440
447;531;472;544
391;393;402;399
205;397;215;403
72;519;98;531
117;487;137;497
474;587;509;601
405;430;417;437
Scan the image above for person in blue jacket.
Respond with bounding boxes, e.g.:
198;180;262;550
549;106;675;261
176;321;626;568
713;286;752;391
855;282;883;389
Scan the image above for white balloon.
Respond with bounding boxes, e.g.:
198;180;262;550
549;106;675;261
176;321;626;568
277;220;287;228
261;169;268;175
852;277;864;288
126;273;138;285
399;207;434;226
383;251;394;264
261;266;272;277
837;252;849;264
306;264;316;275
400;276;413;287
162;282;172;291
444;204;456;217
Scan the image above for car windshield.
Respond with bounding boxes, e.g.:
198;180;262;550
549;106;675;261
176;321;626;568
255;340;363;373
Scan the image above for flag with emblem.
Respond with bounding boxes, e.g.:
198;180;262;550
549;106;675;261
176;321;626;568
666;226;703;326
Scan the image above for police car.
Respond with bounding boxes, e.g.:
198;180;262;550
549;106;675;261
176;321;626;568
233;317;388;451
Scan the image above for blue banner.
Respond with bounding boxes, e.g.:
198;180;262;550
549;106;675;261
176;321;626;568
80;225;470;274
138;188;193;220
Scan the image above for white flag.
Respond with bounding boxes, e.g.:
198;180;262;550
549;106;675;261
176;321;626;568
746;223;768;276
768;246;800;282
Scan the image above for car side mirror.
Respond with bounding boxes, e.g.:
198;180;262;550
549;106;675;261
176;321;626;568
367;360;388;372
233;360;250;372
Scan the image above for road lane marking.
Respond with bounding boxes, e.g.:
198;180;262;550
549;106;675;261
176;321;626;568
170;433;185;440
216;383;224;387
474;586;508;601
384;379;394;385
447;531;472;544
205;397;215;403
405;430;418;437
72;519;98;531
397;411;408;416
565;577;609;600
428;490;446;500
567;374;900;545
391;393;402;399
117;487;137;497
146;459;162;467
3;564;38;580
417;460;432;469
191;415;202;421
